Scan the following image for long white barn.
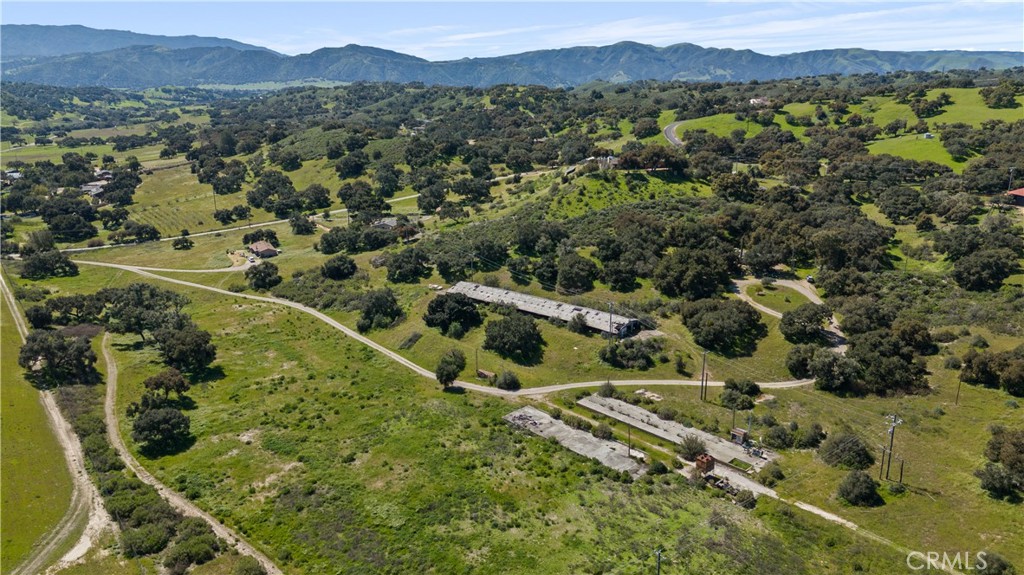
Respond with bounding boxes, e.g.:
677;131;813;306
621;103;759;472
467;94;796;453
447;281;641;337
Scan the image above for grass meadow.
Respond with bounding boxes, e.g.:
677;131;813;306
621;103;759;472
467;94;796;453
94;274;912;574
0;276;75;572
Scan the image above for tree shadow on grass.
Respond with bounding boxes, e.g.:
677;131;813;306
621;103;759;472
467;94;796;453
112;340;148;353
190;365;226;385
138;434;196;459
442;386;467;395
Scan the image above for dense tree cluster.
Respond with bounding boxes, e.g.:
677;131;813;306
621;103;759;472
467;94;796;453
960;347;1024;397
423;293;482;338
483;312;544;364
680;299;766;354
598;338;664;370
974;426;1024;500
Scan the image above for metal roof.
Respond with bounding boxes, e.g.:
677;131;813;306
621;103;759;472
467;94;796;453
447;281;639;335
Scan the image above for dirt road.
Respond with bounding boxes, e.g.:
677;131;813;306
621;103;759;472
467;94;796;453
77;260;817;394
1;271;113;575
733;278;848;353
100;334;283;575
69;260;964;572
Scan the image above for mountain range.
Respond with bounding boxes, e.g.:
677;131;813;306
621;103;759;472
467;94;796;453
2;24;1022;89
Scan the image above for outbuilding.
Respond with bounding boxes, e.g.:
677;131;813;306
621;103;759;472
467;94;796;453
1006;187;1024;206
447;281;641;338
248;240;279;258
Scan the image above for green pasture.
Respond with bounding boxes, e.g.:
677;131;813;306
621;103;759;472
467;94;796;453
743;284;812;314
88;275;913;574
548;170;709;219
673;113;766;140
867;135;963;171
0;272;75;572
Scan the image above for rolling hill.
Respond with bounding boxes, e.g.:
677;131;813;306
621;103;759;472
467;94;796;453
2;26;1021;88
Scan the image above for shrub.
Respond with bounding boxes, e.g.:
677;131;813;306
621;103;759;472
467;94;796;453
592;422;613;440
649;460;670;475
598;381;617;398
599;338;664;370
121;523;171;557
837;470;883;506
818;433;875;470
758;462;785;487
794;422;826;449
494;370;521;391
676;434;707;461
944;356;962;370
735;489;757;509
762;425;794;449
720;389;755;411
567;313;589;334
235;556;268;575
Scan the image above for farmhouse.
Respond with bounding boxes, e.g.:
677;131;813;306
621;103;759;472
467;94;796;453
1007;187;1024;206
80;180;108;197
447;281;641;337
248;241;279;258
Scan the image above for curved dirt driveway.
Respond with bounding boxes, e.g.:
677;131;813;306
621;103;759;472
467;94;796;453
100;334;283;575
733;278;847;353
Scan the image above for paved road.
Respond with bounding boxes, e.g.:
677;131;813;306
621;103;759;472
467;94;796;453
662;121;685;146
1;271;113;575
100;335;283;575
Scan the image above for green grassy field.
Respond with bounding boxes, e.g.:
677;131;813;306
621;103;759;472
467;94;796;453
577;330;1024;567
0;275;75;572
127;164;254;236
82;274;912;574
867;135;964;172
674;113;767;140
548;171;709;219
743;284;811;314
1;143;167;169
858;203;953;274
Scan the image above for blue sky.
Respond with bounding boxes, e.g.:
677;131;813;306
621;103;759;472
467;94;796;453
3;1;1023;60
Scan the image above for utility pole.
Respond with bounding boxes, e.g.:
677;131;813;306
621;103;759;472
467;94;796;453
475;348;479;376
608;302;614;340
700;349;708;401
878;444;887;480
732;406;737;429
1009;167;1017;193
955;375;963;406
655;549;663;575
885;414;903;480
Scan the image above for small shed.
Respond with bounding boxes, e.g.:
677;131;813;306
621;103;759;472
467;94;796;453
696;453;716;474
1007;188;1024;206
730;428;749;445
477;369;496;381
248;241;278;258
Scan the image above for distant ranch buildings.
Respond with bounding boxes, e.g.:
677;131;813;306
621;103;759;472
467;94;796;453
447;281;641;338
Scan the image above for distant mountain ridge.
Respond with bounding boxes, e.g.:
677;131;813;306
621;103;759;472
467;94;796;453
0;24;276;59
2;25;1021;88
